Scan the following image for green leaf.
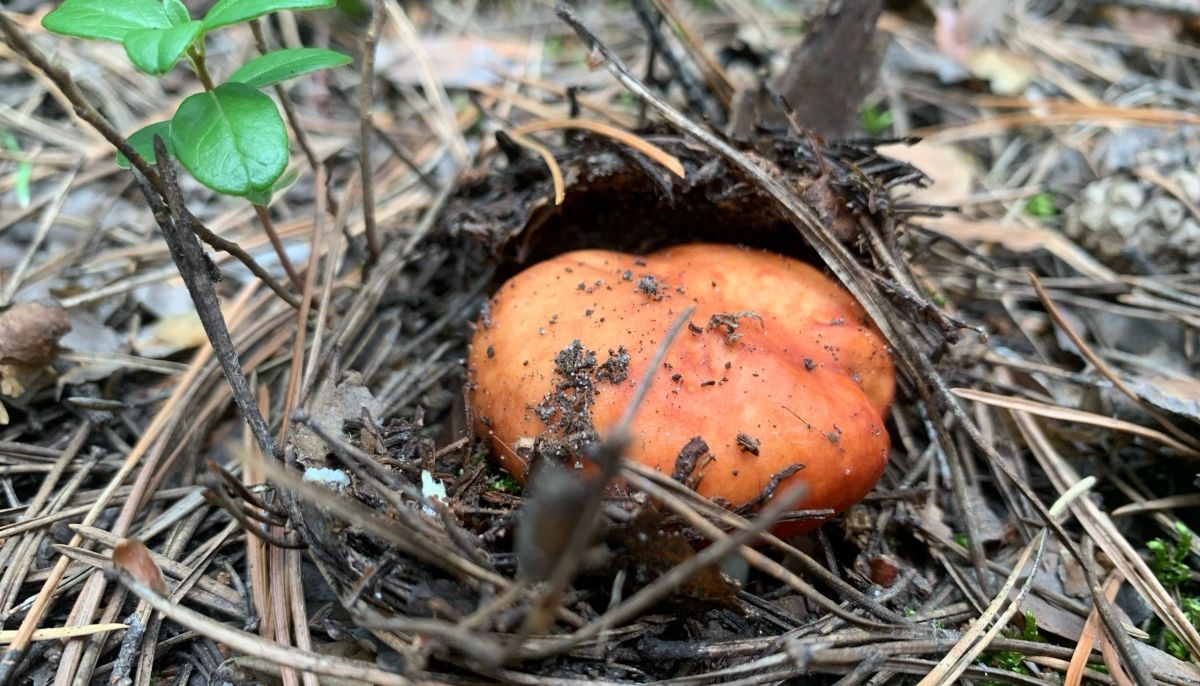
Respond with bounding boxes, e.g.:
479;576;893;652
170;82;288;195
244;166;299;205
1174;522;1193;550
116;121;173;169
202;0;336;30
164;0;191;24
335;0;368;20
228;47;351;88
42;0;172;42
122;20;202;75
1019;611;1041;642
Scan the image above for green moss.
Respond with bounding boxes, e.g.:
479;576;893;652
859;104;893;135
1023;192;1057;218
488;475;520;493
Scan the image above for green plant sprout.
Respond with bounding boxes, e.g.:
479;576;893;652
1023;192;1057;218
1147;522;1199;661
979;611;1042;685
1164;597;1200;661
859;103;893;135
42;0;350;203
488;474;520;494
2;132;32;208
1148;521;1193;587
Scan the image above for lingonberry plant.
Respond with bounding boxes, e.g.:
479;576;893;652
42;0;350;205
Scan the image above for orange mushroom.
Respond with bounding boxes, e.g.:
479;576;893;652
467;243;894;532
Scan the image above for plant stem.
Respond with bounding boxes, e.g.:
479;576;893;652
190;215;302;309
143;136;277;462
253;204;304;293
249;19;321;173
358;0;387;277
187;46;215;91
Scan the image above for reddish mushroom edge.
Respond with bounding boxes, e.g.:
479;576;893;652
466;243;895;533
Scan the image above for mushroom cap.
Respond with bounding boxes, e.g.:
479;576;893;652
467;243;894;530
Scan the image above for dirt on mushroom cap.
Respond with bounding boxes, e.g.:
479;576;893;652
467;243;894;528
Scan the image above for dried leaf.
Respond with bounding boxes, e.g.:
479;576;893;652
0;303;70;410
291;371;382;467
918;500;954;542
61;310;124;355
1058;550;1090;599
878;142;977;205
968;47;1035;96
854;552;903;587
0;363;37;398
0;302;70;367
964;486;1007;544
764;0;886;137
134;311;206;358
1125;375;1200;423
112;538;168;595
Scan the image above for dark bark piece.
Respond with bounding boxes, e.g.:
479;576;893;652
746;0;886;139
671;436;709;483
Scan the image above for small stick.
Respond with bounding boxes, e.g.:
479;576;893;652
250;18;321;173
189;213;301;309
358;0;387;276
518;305;696;636
253;203;305;293
630;0;715;121
143;136;278;464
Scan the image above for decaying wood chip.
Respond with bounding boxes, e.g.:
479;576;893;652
730;0;886;138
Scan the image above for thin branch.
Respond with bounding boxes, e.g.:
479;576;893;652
359;0;387;275
253;204;305;293
188;214;302;309
141;136;278;464
630;0;718;121
249;19;321;173
519;305;695;635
